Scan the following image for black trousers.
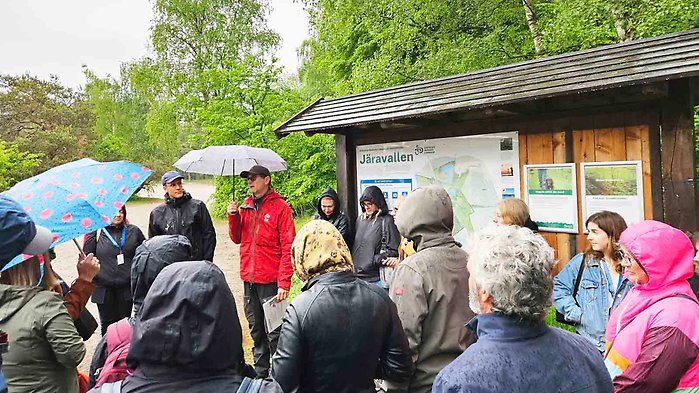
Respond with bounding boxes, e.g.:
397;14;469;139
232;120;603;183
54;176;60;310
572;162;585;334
96;287;133;336
243;282;281;378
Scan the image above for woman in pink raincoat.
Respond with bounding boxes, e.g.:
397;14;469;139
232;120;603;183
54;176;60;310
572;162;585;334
605;220;699;392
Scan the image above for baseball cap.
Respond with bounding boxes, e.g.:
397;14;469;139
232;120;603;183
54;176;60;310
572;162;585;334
161;171;184;186
240;165;271;179
0;196;53;269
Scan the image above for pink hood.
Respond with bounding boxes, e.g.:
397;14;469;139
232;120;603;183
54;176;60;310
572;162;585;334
607;220;696;340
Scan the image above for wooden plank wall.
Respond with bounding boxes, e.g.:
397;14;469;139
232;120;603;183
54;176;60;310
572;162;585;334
520;112;653;274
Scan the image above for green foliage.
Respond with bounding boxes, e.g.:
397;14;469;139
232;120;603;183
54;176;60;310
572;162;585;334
545;307;576;332
0;74;94;174
0;142;42;191
300;0;699;96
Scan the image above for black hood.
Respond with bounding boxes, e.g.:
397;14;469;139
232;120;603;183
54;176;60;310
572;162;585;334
131;235;192;317
358;186;389;216
316;187;341;219
127;261;244;373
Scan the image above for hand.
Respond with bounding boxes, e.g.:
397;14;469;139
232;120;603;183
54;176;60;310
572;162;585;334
383;257;399;268
77;253;100;282
276;288;289;303
227;199;238;215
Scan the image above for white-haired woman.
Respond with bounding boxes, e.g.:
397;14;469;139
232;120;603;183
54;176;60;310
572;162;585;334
434;225;612;393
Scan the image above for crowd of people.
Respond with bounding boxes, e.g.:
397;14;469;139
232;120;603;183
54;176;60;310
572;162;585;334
0;164;698;393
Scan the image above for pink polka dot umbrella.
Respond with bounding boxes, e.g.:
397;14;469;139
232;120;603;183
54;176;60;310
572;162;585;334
2;158;153;248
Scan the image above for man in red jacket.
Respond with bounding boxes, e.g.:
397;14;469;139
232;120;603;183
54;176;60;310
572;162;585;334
227;165;295;378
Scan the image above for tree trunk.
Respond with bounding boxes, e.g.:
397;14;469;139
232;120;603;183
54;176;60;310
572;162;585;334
611;0;634;42
521;0;545;57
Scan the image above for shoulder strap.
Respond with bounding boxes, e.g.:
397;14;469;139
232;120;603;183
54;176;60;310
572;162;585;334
96;228;101;242
380;216;388;247
572;255;587;305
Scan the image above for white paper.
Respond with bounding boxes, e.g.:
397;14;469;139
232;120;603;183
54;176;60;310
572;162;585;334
262;296;288;332
116;254;125;265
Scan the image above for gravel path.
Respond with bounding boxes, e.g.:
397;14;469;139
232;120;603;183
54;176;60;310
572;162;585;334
50;181;252;373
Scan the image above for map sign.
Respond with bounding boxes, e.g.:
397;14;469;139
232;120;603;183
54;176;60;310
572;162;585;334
356;132;520;245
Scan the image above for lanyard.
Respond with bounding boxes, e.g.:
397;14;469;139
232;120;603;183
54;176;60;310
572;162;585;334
102;227;126;252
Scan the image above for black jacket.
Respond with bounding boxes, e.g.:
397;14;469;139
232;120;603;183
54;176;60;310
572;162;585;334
88;235;193;389
351;186;400;282
313;187;352;247
84;223;145;293
148;192;216;262
121;261;245;393
272;271;413;393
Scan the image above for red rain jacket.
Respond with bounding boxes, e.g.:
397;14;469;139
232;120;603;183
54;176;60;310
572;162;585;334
228;190;295;290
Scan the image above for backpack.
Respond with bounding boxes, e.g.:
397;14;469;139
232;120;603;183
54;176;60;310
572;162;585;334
95;318;133;387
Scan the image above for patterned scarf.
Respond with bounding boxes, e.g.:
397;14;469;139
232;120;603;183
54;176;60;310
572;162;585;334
292;220;354;282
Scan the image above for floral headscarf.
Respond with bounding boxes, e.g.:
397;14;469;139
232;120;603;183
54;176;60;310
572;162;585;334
292;220;354;282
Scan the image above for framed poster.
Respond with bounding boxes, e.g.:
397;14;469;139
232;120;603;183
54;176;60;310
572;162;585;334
580;161;644;226
355;132;519;246
524;163;578;233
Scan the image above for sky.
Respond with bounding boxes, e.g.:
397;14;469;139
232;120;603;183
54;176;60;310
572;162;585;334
0;0;310;89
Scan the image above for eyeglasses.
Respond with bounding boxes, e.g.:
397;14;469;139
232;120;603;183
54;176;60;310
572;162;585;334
613;243;639;266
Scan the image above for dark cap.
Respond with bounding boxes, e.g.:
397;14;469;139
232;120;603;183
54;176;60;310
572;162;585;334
240;165;271;179
0;196;53;269
161;171;184;186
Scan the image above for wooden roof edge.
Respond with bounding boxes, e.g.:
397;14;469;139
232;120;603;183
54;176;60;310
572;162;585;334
274;97;324;136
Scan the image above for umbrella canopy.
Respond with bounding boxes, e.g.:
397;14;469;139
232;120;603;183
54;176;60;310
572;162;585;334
2;158;153;250
173;145;288;176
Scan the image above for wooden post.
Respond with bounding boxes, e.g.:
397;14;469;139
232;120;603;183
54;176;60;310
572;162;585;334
335;133;358;230
660;79;698;232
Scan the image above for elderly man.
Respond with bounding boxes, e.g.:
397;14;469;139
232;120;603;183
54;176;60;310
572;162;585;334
387;186;474;393
433;225;613;393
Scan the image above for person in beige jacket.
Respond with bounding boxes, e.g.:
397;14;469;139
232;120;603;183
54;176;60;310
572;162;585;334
0;253;86;393
386;186;475;393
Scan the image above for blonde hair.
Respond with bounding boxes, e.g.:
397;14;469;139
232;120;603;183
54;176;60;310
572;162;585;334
0;252;58;291
496;198;530;227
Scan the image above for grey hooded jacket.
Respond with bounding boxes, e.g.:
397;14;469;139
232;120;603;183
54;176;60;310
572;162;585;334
386;186;475;393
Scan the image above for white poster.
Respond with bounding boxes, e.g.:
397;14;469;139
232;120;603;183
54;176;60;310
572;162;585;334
580;161;644;226
356;132;520;245
524;163;578;233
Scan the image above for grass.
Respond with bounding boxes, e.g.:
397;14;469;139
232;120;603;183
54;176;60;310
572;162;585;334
545;307;576;332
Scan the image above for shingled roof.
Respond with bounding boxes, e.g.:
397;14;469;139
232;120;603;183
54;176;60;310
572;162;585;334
275;28;699;135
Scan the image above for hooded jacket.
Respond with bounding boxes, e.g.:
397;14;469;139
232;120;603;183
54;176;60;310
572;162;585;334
351;186;400;282
387;186;475;393
228;190;296;290
313;187;352;247
605;220;699;392
272;220;413;393
148;192;216;262
121;261;245;393
88;235;193;388
0;285;85;393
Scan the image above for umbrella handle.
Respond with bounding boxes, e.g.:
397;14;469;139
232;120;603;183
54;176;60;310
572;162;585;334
73;238;86;258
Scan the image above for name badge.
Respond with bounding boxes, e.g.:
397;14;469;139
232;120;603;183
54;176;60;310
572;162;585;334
117;254;125;265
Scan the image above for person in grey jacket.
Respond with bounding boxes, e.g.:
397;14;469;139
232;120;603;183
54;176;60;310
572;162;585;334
351;186;399;285
386;186;475;393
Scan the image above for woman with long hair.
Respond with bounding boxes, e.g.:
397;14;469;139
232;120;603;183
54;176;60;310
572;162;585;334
553;211;632;352
0;252;87;393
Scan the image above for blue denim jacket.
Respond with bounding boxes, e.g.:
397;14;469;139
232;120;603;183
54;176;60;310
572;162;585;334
553;253;633;352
